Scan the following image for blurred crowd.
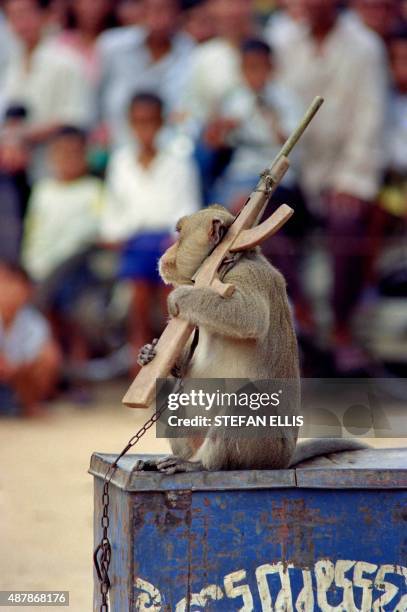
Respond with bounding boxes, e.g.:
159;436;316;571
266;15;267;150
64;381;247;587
0;0;406;416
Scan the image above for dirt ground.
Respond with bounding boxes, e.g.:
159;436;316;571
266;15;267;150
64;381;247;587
0;383;405;612
0;382;169;612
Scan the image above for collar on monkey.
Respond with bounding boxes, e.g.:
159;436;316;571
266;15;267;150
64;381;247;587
218;251;242;278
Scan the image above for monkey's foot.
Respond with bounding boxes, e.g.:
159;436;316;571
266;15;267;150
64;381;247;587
132;458;159;472
137;339;158;366
156;456;204;474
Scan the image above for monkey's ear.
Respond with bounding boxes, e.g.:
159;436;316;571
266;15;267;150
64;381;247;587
209;217;227;245
175;216;187;233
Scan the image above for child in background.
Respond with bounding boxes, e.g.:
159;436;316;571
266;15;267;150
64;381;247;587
100;92;201;364
207;38;313;333
0;261;61;417
181;0;213;44
22;126;103;373
210;38;302;209
22;126;103;281
0;104;31;263
3;0;93;180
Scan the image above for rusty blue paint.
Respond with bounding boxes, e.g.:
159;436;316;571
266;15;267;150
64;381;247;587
90;450;407;611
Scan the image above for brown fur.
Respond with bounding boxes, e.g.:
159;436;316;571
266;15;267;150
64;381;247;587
158;205;301;470
136;206;368;474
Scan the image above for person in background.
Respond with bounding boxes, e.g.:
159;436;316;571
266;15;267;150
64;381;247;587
0;261;61;417
179;0;256;130
0;7;17;118
22;126;103;371
265;0;306;48
387;27;407;180
115;0;144;27
177;0;257;204
379;26;407;220
22;126;103;281
52;0;115;174
2;0;93;178
353;0;400;45
100;92;201;364
206;38;312;333
210;39;302;210
274;0;388;373
98;0;194;147
55;0;115;85
365;25;407;288
180;0;213;44
46;0;68;32
0;104;30;263
0;179;23;264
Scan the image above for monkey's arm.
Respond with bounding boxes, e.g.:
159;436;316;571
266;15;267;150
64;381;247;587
168;284;269;340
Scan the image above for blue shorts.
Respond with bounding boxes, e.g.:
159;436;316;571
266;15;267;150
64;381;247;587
119;232;172;283
51;260;95;314
0;384;20;416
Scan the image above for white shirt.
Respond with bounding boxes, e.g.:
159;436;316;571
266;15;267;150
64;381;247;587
0;307;50;365
179;38;242;133
0;13;17;119
100;146;201;241
23;176;103;280
4;37;93;127
265;10;306;49
221;80;303;182
386;92;407;173
98;27;195;146
274;12;388;203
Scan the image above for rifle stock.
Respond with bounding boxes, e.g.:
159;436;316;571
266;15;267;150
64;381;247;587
122;96;324;408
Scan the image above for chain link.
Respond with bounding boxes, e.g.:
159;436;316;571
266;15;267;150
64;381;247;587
93;379;183;611
93;202;251;609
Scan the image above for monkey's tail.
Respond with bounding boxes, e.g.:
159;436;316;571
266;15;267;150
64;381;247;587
289;438;369;467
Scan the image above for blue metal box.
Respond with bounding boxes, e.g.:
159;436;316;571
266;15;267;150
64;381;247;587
90;449;407;611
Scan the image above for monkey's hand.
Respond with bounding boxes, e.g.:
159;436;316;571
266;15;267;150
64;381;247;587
137;338;158;366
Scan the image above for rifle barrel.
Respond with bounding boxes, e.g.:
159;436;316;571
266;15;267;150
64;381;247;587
271;95;324;166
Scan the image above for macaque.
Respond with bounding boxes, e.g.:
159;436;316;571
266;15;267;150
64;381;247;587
137;206;366;473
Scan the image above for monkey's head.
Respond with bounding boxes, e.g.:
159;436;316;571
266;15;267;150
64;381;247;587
159;205;235;286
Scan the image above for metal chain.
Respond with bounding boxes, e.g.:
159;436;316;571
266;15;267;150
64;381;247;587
93;379;183;611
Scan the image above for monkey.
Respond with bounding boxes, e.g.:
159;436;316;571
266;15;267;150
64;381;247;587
136;205;367;474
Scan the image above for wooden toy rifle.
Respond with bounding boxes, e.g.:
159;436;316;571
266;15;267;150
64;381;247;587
123;96;324;408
